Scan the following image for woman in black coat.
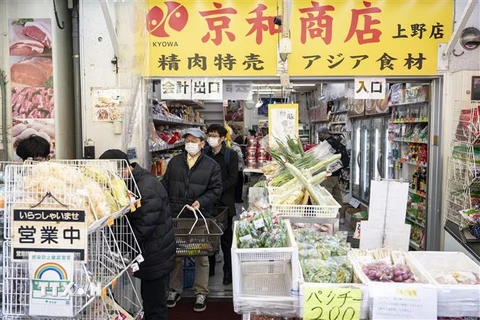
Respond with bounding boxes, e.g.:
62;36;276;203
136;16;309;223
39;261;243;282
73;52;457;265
100;149;175;320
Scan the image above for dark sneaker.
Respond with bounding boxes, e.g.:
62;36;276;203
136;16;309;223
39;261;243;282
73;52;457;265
193;294;207;312
167;291;181;308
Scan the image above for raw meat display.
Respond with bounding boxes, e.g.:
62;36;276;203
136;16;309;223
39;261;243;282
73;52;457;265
9;25;44;55
11;87;54;119
10;57;53;87
22;20;52;48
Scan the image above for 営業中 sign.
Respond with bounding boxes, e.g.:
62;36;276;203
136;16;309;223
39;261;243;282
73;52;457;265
11;207;87;261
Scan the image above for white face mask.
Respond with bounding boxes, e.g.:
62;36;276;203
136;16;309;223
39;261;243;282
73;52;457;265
207;137;220;148
185;142;201;156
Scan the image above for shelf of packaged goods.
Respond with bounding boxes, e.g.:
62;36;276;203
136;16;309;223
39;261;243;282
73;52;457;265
409;188;427;198
311;120;329;123
331;110;348;114
330;132;344;135
330;122;346;125
340;187;349;193
389;101;429;107
406;216;426;229
167;100;205;109
395;159;427;168
152;115;206;126
409;240;422;251
393;138;428;144
150;141;185;153
389;118;429;124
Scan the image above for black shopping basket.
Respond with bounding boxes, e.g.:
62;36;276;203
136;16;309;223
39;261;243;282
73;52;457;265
212;206;229;232
173;205;223;257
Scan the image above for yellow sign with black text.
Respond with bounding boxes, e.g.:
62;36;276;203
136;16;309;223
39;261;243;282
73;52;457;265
146;0;280;76
146;0;453;77
289;0;453;76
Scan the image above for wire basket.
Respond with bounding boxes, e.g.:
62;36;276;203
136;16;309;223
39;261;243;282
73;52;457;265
212;206;229;232
173;206;223;257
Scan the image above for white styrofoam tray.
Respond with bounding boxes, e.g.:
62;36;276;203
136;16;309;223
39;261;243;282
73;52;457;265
408;251;480;317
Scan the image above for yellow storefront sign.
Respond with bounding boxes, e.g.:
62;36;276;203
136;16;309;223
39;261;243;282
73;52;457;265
146;1;453;77
146;0;280;76
289;0;453;76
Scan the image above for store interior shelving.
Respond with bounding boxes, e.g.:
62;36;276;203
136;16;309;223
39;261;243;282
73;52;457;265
148;83;206;178
388;85;430;250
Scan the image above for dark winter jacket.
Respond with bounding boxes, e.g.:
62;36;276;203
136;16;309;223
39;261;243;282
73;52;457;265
324;135;350;177
205;143;238;217
128;164;175;280
162;152;223;218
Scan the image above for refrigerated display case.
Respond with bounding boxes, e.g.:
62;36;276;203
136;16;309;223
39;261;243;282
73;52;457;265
352;116;389;203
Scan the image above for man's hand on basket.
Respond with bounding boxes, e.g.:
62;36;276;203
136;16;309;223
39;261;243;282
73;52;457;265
191;200;201;210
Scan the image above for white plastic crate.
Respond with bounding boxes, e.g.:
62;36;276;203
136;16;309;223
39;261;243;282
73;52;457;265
293;248;370;319
408;251;480;317
232;220;300;317
233;260;299;317
270;186;340;218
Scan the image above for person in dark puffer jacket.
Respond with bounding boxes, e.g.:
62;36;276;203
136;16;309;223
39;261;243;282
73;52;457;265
162;128;223;313
99;149;175;320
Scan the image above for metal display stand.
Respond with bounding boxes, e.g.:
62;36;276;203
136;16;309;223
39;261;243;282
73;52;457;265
2;160;144;319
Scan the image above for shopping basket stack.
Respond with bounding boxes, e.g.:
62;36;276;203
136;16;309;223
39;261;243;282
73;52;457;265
172;205;223;257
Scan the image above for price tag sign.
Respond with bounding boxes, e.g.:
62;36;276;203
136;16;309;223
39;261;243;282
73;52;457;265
371;284;437;320
303;287;362;320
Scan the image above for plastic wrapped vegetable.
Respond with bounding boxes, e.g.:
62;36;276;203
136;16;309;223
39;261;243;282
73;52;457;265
391;263;416;283
301;257;353;283
362;261;393;282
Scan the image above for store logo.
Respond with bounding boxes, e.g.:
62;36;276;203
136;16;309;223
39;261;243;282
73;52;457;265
33;262;102;298
32;262;71;298
147;2;188;38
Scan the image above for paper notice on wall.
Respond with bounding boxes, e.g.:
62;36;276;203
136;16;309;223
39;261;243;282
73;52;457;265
359;221;383;250
385;181;409;229
367;180;389;226
383;224;411;252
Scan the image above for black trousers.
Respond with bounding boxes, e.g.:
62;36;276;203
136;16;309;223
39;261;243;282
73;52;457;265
235;171;244;202
141;275;169;320
209;216;233;274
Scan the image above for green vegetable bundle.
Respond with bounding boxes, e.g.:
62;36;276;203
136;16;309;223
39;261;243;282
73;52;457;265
236;209;288;249
294;228;352;283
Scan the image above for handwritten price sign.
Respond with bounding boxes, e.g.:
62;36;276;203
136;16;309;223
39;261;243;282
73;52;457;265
304;287;362;320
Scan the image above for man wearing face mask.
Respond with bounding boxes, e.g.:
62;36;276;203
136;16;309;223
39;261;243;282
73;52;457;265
204;124;238;286
163;127;223;313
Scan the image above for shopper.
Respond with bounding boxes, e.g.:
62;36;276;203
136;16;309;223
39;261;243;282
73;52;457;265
99;149;175;320
226;125;245;203
204;124;238;285
318;127;350;224
16;135;51;161
163;127;223;312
